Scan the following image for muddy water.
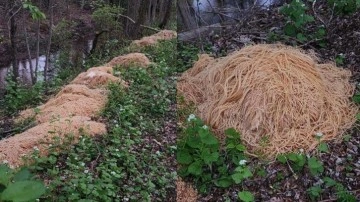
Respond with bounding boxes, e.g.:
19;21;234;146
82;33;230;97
192;0;279;25
0;39;93;89
0;55;56;88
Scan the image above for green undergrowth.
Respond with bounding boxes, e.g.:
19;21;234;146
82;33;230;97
0;39;179;201
269;0;360;48
177;42;201;72
0;116;36;141
176;41;213;73
177;113;357;201
0;164;46;202
0;78;44;115
0;52;83;117
177;115;253;196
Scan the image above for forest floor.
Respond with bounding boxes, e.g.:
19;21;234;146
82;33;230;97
178;2;360;202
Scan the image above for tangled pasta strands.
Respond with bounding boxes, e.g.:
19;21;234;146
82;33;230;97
177;44;358;158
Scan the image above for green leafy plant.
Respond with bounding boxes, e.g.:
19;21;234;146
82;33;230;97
316;135;329;153
277;153;324;176
335;54;346;66
22;0;46;20
3;76;44;114
255;167;267;177
352;93;360;104
225;129;252;184
323;177;337;187
279;0;328;46
307;177;356;201
92;5;123;32
177;42;204;72
0;164;46;202
307;157;324;176
238;191;255;202
280;0;314;39
224;128;247;166
267;31;281;42
178;116;252;193
277;152;306;172
318;142;329;153
334;183;357;202
307;185;323;201
322;177;356;202
327;0;360;15
177;115;221;192
314;26;327;47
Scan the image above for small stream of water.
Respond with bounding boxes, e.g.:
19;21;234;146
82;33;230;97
0;55;51;88
0;39;93;89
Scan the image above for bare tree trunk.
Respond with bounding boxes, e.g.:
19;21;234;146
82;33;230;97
147;0;152;24
9;10;19;81
34;20;40;82
24;27;35;84
151;0;157;22
159;0;172;29
131;0;150;38
177;0;197;31
158;0;165;19
44;0;53;84
123;0;141;37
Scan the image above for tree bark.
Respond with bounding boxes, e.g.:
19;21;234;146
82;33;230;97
44;0;53;84
132;0;150;38
24;27;35;84
34;20;40;83
150;0;157;22
177;0;197;31
159;0;172;29
123;0;140;37
9;10;19;81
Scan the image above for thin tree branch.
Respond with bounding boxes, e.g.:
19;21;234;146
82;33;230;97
312;0;327;27
118;13;160;32
7;0;22;23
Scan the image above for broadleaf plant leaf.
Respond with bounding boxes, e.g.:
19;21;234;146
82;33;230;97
177;150;193;164
1;181;46;202
238;191;255;202
188;161;202;176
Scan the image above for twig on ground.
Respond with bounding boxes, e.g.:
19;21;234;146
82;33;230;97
286;159;298;180
1;121;36;139
153;139;162;146
312;0;327;27
90;141;102;172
